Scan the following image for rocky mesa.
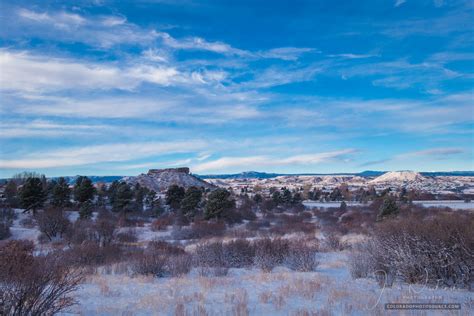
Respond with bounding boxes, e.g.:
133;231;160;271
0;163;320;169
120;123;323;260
123;167;215;192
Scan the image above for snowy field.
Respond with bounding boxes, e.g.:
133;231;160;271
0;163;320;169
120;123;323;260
63;251;473;316
7;209;473;315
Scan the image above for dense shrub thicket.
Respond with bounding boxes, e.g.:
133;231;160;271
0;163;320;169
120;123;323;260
349;212;474;289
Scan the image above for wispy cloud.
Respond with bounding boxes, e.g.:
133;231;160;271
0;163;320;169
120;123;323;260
0;141;208;169
192;149;356;173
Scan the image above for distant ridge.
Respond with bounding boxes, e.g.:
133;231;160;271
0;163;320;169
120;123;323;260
197;170;474;179
1;170;472;185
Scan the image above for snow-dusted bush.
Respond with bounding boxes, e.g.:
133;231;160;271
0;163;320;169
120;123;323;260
366;213;473;288
254;238;290;272
115;228;138;243
172;220;226;240
0;208;13;240
223;239;255;268
194;241;226;268
166;254;192;277
285;241;319;272
133;241;190;277
0;240;83;315
348;242;375;279
132;251;168;277
35;208;71;241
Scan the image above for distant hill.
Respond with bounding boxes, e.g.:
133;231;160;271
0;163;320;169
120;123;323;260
198;170;474;179
123;168;215;192
1;170;472;185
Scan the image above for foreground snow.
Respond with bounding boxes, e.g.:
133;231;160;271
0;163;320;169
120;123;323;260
63;252;472;316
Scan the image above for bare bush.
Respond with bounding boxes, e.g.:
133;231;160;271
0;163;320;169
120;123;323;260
133;241;190;277
223;239;255;268
194;241;226;268
366;213;473;288
116;228;138;243
167;254;192;277
35;208;71;241
285;241;319;272
0;208;12;240
132;250;168;277
172;220;226;240
65;242;122;267
348;242;375;279
0;240;83;315
254;238;290;272
150;215;173;231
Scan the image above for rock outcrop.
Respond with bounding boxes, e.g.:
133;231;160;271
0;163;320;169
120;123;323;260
123;168;215;192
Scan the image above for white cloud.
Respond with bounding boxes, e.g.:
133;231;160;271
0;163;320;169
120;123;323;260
192;149;356;172
0;141;208;169
394;0;406;7
0;50;200;92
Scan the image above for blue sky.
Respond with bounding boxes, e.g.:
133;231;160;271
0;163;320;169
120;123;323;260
0;0;473;177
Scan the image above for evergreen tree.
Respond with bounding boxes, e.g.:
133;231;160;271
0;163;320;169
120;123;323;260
133;183;146;212
204;188;235;219
281;189;292;205
107;181;120;206
253;193;263;205
340;200;347;211
79;200;94;219
165;185;185;210
180;186;202;218
292;192;302;205
271;191;282;206
4;180;19;208
73;176;95;204
377;197;399;221
20;177;46;213
112;182;133;212
51;177;71;208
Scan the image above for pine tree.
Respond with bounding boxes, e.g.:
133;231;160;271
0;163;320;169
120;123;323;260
204;188;235;219
112;182;133;212
4;180;19;208
180;186;202;218
377;197;399;221
20;177;46;213
51;177;71;208
73;176;95;204
79;200;94;219
165;185;185;210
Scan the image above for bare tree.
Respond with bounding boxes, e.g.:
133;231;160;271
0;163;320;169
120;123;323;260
0;240;84;315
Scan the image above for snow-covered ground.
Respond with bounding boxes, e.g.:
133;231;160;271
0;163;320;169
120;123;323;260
62;251;473;316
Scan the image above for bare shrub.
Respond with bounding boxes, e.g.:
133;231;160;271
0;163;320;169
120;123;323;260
367;213;474;288
35;208;71;241
95;217;116;247
0;208;14;239
194;241;226;268
148;240;185;255
323;232;345;251
151;215;173;231
132;250;167;277
167;254;192;277
116;228;138;243
245;219;270;231
0;240;83;315
133;241;190;277
65;219;98;245
285;241;319;272
348;242;375;279
66;242;122;267
172;220;226;240
223;239;255;268
254;238;290;272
